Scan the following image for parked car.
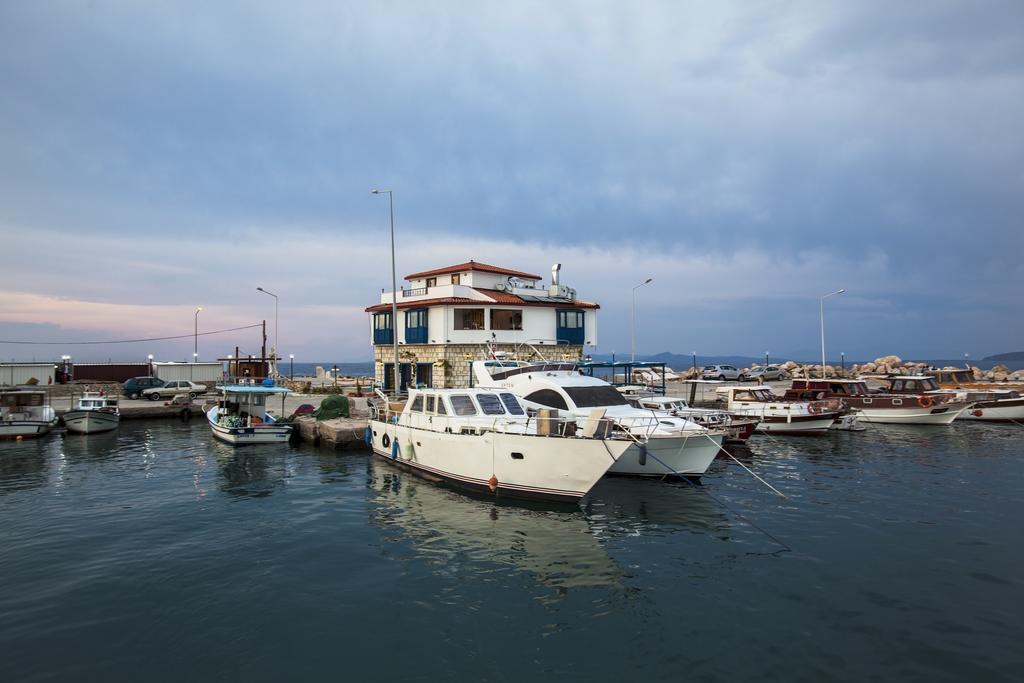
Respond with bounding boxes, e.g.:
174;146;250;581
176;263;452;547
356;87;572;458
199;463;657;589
701;365;742;381
142;380;208;401
123;376;165;400
740;365;788;382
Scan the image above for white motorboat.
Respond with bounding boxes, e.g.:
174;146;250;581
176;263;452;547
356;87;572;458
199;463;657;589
471;360;724;477
717;386;845;435
0;389;58;439
64;392;120;434
624;394;759;444
368;387;632;503
207;382;293;445
923;369;1024;422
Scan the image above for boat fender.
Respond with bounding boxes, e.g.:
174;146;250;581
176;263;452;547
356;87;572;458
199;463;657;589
364;426;372;447
638;443;647;466
402;441;414;460
973;409;983;417
391;439;399;460
918;396;934;409
488;475;498;492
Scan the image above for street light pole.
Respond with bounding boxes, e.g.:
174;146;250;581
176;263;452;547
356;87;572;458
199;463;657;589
765;351;769;367
819;289;845;379
256;287;279;376
372;189;401;395
194;307;202;359
289;354;294;380
631;278;653;362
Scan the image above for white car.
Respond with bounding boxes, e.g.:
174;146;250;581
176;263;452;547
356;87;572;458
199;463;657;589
142;380;207;400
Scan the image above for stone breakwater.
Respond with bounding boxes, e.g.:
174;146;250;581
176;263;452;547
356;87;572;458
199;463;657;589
671;356;1024;382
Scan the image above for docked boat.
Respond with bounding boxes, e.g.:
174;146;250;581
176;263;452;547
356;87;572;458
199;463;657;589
786;378;970;425
624;394;759;444
368;387;632;503
923;370;1024;422
207;382;293;445
64;392;120;434
870;376;972;425
716;386;845;435
472;360;725;477
0;389;58;439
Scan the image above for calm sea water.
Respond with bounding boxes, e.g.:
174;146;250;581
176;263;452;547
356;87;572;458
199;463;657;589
1;421;1022;682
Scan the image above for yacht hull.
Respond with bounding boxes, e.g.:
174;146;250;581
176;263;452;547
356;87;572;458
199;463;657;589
64;410;119;434
369;419;626;503
607;432;722;477
959;398;1024;422
0;421;55;439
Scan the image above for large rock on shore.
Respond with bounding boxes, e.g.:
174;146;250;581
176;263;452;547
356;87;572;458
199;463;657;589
874;355;902;368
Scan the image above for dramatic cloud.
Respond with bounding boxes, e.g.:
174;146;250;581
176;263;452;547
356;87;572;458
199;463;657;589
1;1;1022;361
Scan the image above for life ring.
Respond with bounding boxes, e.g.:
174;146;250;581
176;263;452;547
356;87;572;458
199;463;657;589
917;396;934;409
381;433;390;448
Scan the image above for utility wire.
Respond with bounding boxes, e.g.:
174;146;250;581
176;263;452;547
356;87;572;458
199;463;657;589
0;323;263;346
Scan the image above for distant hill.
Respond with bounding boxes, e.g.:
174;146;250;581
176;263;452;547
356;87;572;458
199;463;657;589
983;351;1024;361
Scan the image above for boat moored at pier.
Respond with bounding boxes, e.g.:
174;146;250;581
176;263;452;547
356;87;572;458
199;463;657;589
368;387;632;503
472;360;725;477
624;394;759;444
64;392;120;434
207;382;293;445
1;389;58;439
717;386;845;435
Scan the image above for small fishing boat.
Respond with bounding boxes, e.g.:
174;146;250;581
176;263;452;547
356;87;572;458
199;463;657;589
923;370;1024;422
786;378;969;426
64;392;120;434
207;382;293;445
369;387;632;503
0;389;58;439
716;386;845;435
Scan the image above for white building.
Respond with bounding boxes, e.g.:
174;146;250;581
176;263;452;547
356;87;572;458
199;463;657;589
366;261;599;389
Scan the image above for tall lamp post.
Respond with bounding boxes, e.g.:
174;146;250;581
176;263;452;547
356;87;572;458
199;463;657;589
692;351;697;372
289;354;294;380
765;351;770;367
257;287;279;376
964;353;970;369
631;278;653;362
819;289;845;379
372;188;401;395
193;307;202;359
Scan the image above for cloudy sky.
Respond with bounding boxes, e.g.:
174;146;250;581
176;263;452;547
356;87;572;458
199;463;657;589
1;1;1022;363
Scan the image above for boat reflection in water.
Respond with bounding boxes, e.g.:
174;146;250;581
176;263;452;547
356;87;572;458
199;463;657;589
367;458;623;590
583;476;729;541
213;441;288;498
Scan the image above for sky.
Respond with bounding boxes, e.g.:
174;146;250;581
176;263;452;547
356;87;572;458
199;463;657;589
1;0;1022;363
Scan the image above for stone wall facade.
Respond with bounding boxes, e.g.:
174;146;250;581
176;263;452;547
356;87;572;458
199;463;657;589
373;343;585;389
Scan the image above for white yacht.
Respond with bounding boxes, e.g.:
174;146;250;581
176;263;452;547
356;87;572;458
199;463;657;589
64;392;120;434
207;382;293;445
369;387;632;504
717;386;844;435
0;389;58;439
625;394;759;444
471;360;724;477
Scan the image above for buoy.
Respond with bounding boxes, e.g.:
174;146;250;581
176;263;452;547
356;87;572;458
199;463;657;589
638;443;647;466
391;439;399;460
16;435;23;441
487;475;498;492
364;426;372;447
973;409;983;417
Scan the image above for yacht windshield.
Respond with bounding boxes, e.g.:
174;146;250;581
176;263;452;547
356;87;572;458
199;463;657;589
476;393;506;416
499;393;525;415
564;386;628;408
449;395;477;416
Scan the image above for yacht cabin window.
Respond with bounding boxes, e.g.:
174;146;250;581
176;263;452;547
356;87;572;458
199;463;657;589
564;386;627;408
525;389;569;411
435;397;447;415
410;395;424;412
499;393;525;415
425;395;436;413
476;393;506;416
449;395;477;416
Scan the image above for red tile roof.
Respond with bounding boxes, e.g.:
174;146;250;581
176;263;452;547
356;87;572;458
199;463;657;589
364;290;599;312
404;261;543;281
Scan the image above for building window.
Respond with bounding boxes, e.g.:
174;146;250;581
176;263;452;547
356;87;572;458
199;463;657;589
405;308;428;344
425;277;436;288
556;309;585;345
454;308;484;330
373;312;393;345
451;274;461;285
490;309;523;331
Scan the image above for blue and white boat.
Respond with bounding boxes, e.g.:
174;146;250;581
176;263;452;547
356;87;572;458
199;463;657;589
207;381;293;445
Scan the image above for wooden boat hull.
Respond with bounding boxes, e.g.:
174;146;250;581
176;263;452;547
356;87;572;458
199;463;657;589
959;397;1024;422
64;410;120;434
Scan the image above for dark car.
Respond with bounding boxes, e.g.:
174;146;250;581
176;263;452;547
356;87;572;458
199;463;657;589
123;376;165;399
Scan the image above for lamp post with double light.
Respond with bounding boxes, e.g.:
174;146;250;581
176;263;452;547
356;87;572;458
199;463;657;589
819;289;845;379
372;188;401;395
